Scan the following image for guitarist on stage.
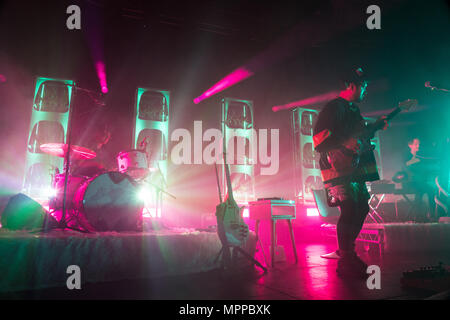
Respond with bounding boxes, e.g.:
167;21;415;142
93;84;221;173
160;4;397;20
313;67;388;278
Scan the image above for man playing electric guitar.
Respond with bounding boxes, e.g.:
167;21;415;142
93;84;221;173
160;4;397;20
313;68;389;279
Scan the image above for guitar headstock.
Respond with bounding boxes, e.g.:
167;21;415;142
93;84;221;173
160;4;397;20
398;99;418;112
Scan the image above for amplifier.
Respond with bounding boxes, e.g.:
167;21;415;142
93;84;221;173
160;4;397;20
369;183;396;194
248;199;296;220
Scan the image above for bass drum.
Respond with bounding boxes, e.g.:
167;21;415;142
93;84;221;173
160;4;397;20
74;171;144;231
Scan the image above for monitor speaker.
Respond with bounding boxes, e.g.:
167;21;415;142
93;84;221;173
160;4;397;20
1;193;58;230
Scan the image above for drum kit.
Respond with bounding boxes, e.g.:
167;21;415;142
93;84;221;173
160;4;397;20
40;142;174;232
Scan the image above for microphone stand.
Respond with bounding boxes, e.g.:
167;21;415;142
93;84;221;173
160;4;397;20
140;140;175;223
153;161;174;221
432;87;449;93
145;180;176;199
141;139;171;194
59;85;75;228
426;83;450;93
59;84;105;230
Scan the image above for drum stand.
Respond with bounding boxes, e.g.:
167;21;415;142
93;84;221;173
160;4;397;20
140;173;175;230
59;85;104;231
143;180;176;207
143;171;176;201
56;85;76;230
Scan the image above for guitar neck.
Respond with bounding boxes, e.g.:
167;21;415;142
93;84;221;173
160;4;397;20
214;163;223;203
385;106;402;122
222;141;235;202
363;106;401;137
225;159;235;202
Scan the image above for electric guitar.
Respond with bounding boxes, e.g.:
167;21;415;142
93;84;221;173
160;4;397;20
214;149;249;247
328;99;418;174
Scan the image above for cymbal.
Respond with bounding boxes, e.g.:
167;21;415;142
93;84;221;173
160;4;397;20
40;143;96;160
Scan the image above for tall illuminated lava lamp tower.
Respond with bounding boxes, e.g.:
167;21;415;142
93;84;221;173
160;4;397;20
132;87;170;218
221;97;256;205
23;77;75;200
291;107;323;206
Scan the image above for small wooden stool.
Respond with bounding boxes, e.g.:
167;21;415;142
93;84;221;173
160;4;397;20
248;199;298;267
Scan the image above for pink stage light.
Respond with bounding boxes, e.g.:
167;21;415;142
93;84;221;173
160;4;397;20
193;67;254;104
272;90;340;112
95;61;108;94
306;207;320;217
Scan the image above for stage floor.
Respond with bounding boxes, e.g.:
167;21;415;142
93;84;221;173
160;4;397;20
2;242;449;300
1;221;449;299
0;227;257;293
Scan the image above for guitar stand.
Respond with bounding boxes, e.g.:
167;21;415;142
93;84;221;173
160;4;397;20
214;244;267;273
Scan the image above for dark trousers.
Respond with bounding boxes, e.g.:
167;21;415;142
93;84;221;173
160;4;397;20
404;181;437;221
337;198;370;252
412;191;436;221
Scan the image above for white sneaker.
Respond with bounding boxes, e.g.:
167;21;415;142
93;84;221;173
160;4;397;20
320;250;341;259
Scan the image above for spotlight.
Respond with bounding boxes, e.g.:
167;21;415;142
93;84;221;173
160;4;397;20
194;67;253;104
138;187;152;201
43;187;57;199
95;61;108;96
272;90;340;112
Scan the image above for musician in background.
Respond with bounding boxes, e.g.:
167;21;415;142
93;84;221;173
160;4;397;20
401;137;438;222
72;123;113;176
94;124;114;168
313;67;388;279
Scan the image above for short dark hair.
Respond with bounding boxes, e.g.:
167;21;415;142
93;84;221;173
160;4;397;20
342;67;368;87
408;137;420;145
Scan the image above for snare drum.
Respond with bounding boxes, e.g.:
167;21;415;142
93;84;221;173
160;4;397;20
117;150;149;180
